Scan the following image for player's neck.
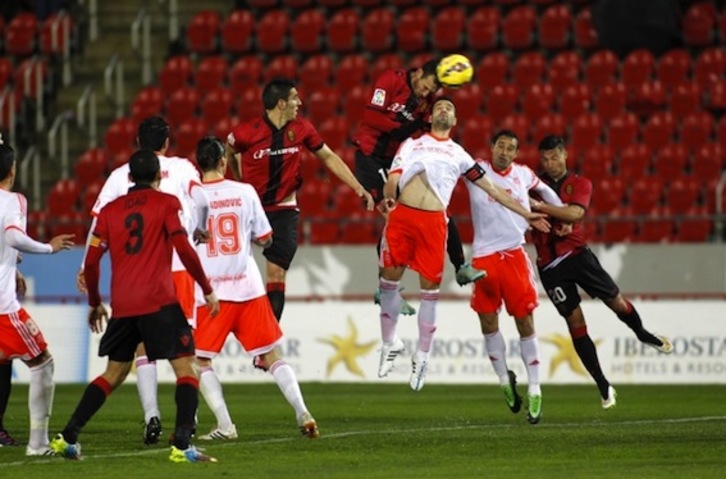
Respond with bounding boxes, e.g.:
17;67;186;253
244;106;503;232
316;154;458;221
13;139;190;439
265;110;290;130
428;130;451;141
550;170;567;182
202;171;224;182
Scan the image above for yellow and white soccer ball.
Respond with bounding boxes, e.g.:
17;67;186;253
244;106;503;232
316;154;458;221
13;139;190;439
436;54;474;89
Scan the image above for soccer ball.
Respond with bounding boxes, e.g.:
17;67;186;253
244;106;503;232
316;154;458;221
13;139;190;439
436;54;474;89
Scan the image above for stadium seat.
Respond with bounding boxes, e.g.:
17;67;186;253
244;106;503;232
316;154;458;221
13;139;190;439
47;179;80;215
336;54;368;92
212;116;237;143
299;54;333;94
522;83;555;119
584;50;618;90
249;0;280;6
352;0;382;5
74;148;108;189
691;143;723;178
676;207;713;242
292;10;325;54
460;116;494;158
432;6;466;52
450;83;481;122
705;79;726;112
574;7;598;50
653;142;688;179
4;12;37;56
104;117;137;156
407;53;435;70
256;10;290;54
486;84;518;122
448;182;471;217
656;49;691;90
549;51;581;90
186;11;221;54
26;210;49;242
601;208;637;243
476;52;509;90
719;116;726;149
591;177;626;212
159;55;193;94
334;186;368;215
165;86;199;127
81;178;104;215
174;118;208;157
594;82;626;121
264;54;297;82
694;47;725;88
638;210;674;243
340;217;379;244
305;87;339;125
622;49;656;89
221;9;254;54
581;144;614;178
229;56;263;96
667;177;702;215
0;58;12;91
14;58;47;99
318;117;349;150
628;177;662;214
607;112;639;150
396;7;429;53
683;2;717;47
559;83;592;122
669;81;701;118
502;5;536;50
298;182;330;214
532;113;565;144
236;85;263;121
371;57;404;85
538;4;571;50
49;212;86;244
327;9;359;53
642;111;677;151
195;56;227;91
40;13;72;55
680;111;715;151
618;143;652;178
627;80;666;117
467;6;500;51
512;52;545;89
570;113;602;152
309;220;341;244
516;144;539;171
201;87;232;125
501;114;528;143
361;8;394;53
131;86;164;123
343;85;368;125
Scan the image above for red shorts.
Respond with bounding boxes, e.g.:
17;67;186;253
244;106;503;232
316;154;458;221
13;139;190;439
470;246;539;318
194;296;283;358
173;270;196;325
0;308;48;361
380;204;447;284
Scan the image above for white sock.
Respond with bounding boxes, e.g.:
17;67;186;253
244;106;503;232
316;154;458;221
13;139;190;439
520;335;541;395
379;278;401;343
28;357;54;449
199;366;233;430
416;289;439;355
484;330;510;385
269;360;308;418
135;356;160;422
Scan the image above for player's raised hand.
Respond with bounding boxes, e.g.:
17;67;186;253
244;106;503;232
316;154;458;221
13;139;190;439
205;291;220;317
76;267;87;293
49;234;75;252
359;190;375;211
526;213;551;233
88;304;109;333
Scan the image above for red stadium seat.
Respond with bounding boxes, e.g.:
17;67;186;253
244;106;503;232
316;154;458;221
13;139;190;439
318;117;349;150
533;113;565;144
584;50;618;90
570;113;602;152
559;83;592;122
336;54;368;92
502;6;536;50
47;179;80;215
327;9;359;53
201;87;232;124
691;143;723;178
627;80;666;117
334;186;368;215
476;52;509;90
159;55;193;94
236;85;263;121
131;86;164;122
622;49;655;89
628;177;662;214
291;9;324;54
305;87;339;124
549;51;581;90
656;49;691;90
448;182;471;217
298;182;330;214
667;177;702;215
683;3;717;47
340;217;379;244
4;12;37;56
396;7;429;53
309;220;341;244
104;117;137;156
607;112;639;150
407;53;435;70
450;83;481;122
40;14;72;55
501;114;528;143
49;212;86;244
638;210;674;243
195;56;227;91
467;6;500;51
618;143;652;178
591;177;625;212
601;208;637;243
432;7;466;52
222;9;254;54
538;4;571;50
212;116;237;143
676;207;713;242
264;54;297;82
653;142;688;179
522;83;555;119
81;179;104;215
343;85;368;126
256;10;290;54
14;58;47;99
459;116;494;158
0;58;12;91
299;55;333;93
165;87;199;127
486;84;518;122
517;144;539;171
512;52;545;89
249;0;280;6
75;148;108;189
669;81;702;118
705;81;726;112
694;47;726;88
680;111;715;151
186;11;220;54
719;116;726;149
574;7;598;50
361;8;394;53
594;82;626;121
174;118;208;157
229;56;263;96
371;55;404;84
642;111;676;151
581;144;614;178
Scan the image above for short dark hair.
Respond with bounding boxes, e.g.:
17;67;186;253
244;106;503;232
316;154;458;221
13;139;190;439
538;135;566;151
431;96;456;111
492;130;519;147
129;149;160;184
196;136;225;172
262;78;296;110
421;60;440;85
0;144;15;182
137;116;170;151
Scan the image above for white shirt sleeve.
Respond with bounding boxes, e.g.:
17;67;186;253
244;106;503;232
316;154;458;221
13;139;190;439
91;167;128;216
4;196;51;253
532;180;565;207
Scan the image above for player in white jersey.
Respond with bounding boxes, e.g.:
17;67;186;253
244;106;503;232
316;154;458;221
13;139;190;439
75;117;210;444
0;144;75;455
376;97;550;392
192;137;319;440
467;130;568;425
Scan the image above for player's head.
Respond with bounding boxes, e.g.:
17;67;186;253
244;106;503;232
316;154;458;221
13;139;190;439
411;60;440;99
137;116;170;152
0;144;16;186
538;135;568;180
491;130;519;171
263;78;301;122
196;136;226;173
129;149;161;186
430;96;456;132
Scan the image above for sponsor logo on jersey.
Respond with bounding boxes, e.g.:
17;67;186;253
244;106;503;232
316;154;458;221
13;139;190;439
252;146;301;159
372;88;386;106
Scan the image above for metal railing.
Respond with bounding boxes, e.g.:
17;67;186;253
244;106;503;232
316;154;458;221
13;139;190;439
104;54;124;119
715;172;726;241
49;11;72;86
0;86;16;150
22;56;45;132
77;0;98;41
19;146;41;211
48;111;74;180
131;7;152;85
77;85;98;149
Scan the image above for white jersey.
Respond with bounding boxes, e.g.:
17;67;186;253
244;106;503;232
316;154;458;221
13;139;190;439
467;160;539;257
390;134;476;208
0;190;26;313
194;179;272;304
91;154;201;271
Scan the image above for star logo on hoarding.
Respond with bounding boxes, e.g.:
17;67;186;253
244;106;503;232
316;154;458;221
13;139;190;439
541;333;602;378
318;317;377;378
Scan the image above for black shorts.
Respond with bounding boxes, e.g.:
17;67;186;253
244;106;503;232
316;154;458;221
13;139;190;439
98;303;194;362
538;248;620;318
264;209;299;271
354;149;391;204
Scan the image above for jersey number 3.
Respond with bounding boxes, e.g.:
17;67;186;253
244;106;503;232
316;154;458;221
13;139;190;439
206;213;241;256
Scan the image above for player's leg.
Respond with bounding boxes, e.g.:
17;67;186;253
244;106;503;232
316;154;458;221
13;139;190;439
447;217;486;286
263;210;299;322
23;350;55;455
0;360;18;446
134;341;161;444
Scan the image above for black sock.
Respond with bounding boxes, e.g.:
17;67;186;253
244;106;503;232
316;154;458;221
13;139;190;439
267;283;285;322
173;378;199;450
62;377;111;444
0;362;11;430
446;218;466;271
570;326;610;398
616;300;661;345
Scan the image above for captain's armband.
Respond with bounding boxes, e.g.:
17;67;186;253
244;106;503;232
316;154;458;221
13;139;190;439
464;163;486;182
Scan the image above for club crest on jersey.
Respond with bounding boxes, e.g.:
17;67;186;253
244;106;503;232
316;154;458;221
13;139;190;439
287;130;296;142
372;88;386;106
565;184;573;195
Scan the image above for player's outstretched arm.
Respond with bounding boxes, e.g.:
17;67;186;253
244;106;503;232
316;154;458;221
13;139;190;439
315;145;374;211
5;228;74;254
171;232;218;316
473;176;551;233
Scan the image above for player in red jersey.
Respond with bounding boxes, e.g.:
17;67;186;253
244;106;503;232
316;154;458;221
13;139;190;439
353;60;485;314
51;150;220;463
226;78;373;324
530;135;673;409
